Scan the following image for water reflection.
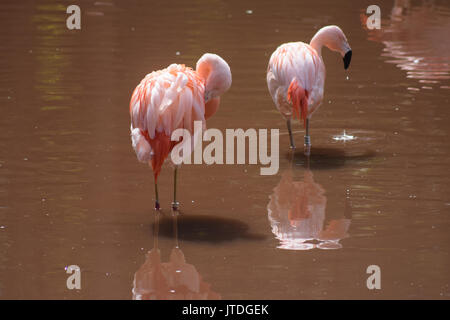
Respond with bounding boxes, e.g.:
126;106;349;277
132;212;221;300
268;158;351;250
362;0;450;89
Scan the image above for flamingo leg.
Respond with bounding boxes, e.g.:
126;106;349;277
304;118;311;156
287;119;296;149
172;166;180;211
154;180;160;211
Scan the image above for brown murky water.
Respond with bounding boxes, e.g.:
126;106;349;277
1;0;449;299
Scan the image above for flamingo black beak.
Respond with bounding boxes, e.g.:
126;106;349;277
343;50;352;70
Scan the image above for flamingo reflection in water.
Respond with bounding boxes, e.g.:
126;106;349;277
132;212;220;300
362;0;450;87
268;159;352;250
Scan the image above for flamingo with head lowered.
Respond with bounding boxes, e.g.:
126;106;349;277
129;53;232;211
267;25;352;155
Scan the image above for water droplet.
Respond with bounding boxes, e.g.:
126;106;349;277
175;51;180;56
245;9;253;14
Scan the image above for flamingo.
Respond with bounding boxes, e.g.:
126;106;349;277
129;54;232;211
267;25;352;155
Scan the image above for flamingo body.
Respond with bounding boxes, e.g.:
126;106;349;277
130;64;206;181
267;42;325;123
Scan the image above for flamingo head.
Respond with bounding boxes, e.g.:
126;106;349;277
196;53;232;103
310;25;352;69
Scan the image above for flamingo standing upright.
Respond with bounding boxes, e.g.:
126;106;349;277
267;25;352;155
129;53;232;211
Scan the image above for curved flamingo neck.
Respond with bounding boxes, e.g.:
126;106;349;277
195;53;232;103
309;30;326;56
196;63;211;83
309;25;350;59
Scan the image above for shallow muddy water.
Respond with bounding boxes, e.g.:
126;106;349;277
0;0;449;299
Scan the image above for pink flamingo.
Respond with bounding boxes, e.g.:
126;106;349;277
129;54;232;211
267;25;352;155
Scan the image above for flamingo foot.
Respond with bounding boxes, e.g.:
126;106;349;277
171;201;180;211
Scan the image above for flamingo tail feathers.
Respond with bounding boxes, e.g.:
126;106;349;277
141;130;176;183
287;80;309;127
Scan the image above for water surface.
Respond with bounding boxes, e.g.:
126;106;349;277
0;0;449;299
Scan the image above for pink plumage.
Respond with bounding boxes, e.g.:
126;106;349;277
267;42;324;122
130;64;205;181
